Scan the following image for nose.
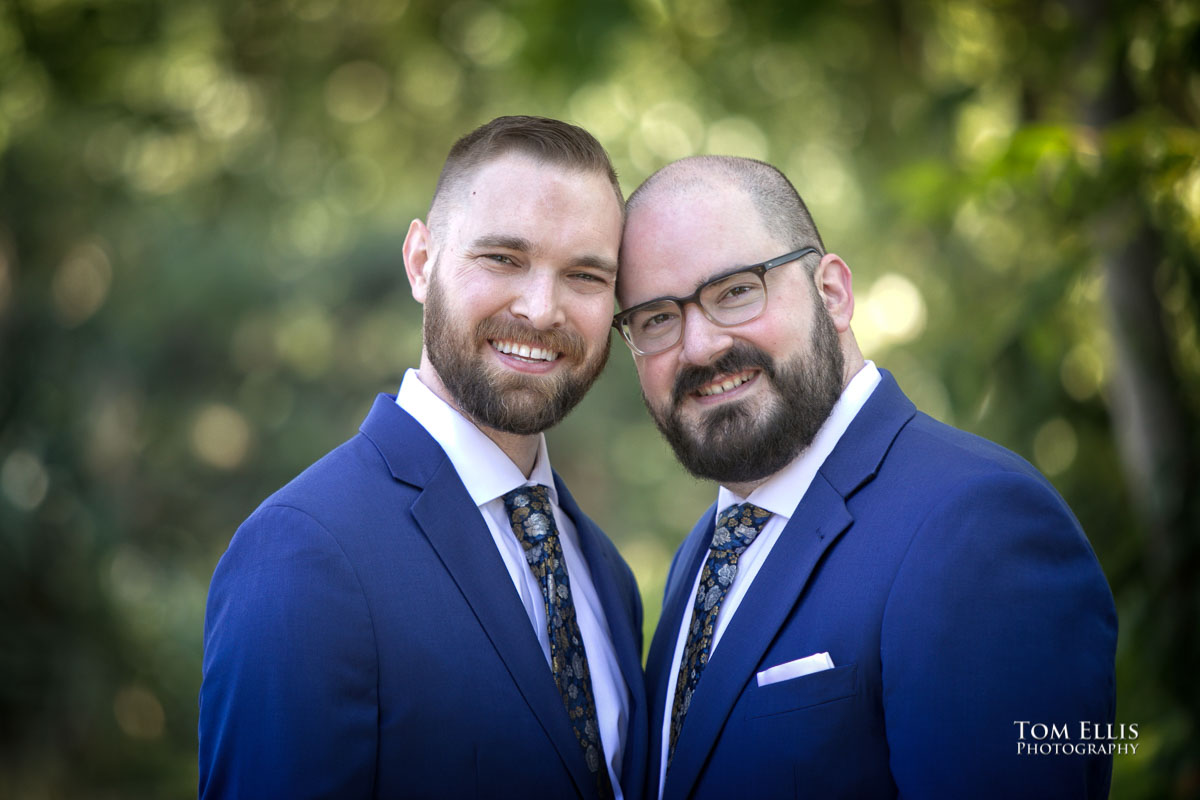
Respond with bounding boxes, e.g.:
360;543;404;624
677;303;733;366
509;269;565;330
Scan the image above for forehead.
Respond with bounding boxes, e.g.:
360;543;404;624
447;153;622;245
619;184;783;306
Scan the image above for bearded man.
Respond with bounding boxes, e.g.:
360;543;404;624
199;116;647;800
615;155;1116;799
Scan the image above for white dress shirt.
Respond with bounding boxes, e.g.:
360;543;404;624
396;370;629;797
657;361;882;797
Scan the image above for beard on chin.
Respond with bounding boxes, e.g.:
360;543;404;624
645;304;845;485
423;275;609;436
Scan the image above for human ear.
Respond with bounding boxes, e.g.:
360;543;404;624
814;253;855;333
402;219;432;304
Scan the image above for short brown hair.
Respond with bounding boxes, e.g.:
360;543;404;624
427;115;623;234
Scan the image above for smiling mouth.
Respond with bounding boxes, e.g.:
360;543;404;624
490;339;561;363
695;369;757;397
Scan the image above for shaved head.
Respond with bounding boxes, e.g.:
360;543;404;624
625;155;825;260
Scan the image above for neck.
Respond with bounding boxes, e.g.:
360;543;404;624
722;475;769;500
417;358;541;477
840;337;867;390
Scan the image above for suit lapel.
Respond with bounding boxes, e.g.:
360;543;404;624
556;475;648;796
643;507;717;796
663;478;853;800
361;396;597;800
659;371;918;800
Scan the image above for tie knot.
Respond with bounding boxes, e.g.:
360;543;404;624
711;502;771;552
502;484;556;544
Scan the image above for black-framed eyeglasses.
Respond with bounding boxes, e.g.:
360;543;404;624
612;247;819;355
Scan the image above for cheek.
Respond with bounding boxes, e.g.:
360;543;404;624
738;313;802;357
635;357;676;402
570;296;618;342
452;277;513;319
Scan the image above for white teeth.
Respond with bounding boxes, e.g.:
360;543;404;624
490;340;560;362
697;372;753;396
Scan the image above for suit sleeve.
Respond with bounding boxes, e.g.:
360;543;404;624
880;471;1117;799
199;505;378;799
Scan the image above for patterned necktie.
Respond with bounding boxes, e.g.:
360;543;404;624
503;485;614;800
668;501;772;768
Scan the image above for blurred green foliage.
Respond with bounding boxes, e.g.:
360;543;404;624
1;0;1197;797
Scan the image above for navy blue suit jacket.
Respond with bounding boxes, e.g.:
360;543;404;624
200;395;648;799
645;371;1117;799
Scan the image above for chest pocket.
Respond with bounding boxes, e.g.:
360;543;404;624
744;663;858;719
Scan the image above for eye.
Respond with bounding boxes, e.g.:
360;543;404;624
638;309;679;332
485;254;516;265
712;278;763;307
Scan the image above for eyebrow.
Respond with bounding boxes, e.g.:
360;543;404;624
470;234;533;253
694;262;754;292
631;261;756;309
470;234;618;275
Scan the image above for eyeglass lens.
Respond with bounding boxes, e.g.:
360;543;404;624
625;269;767;353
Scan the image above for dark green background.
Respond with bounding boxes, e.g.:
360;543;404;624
2;0;1197;796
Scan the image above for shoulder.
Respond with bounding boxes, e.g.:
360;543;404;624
876;413;1112;616
245;415;448;546
896;411;1044;481
877;410;1078;523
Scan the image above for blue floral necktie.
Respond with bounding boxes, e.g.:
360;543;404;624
503;485;614;800
668;501;772;768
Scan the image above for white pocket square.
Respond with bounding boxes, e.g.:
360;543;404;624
756;652;835;687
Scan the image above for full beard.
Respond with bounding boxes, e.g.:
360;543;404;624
423;274;610;436
645;302;845;484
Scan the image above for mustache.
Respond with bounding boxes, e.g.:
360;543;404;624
476;316;588;362
672;344;776;406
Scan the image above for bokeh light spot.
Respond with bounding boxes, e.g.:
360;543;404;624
275;305;335;378
639;101;703;162
1;449;50;511
1060;343;1107;401
194;77;259;140
399;46;462;113
956;89;1017;164
0;63;49;125
124;130;202;195
569;82;635;142
113;685;165;740
456;4;526;66
325;61;391;123
678;0;731;39
864;273;926;345
1033;417;1078;477
52;241;112;327
704;117;768;160
190;404;252;470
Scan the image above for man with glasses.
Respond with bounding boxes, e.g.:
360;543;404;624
616;155;1117;799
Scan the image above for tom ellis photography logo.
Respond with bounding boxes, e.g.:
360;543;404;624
1013;721;1140;756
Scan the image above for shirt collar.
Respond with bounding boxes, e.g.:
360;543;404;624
717;360;881;521
396;369;558;507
